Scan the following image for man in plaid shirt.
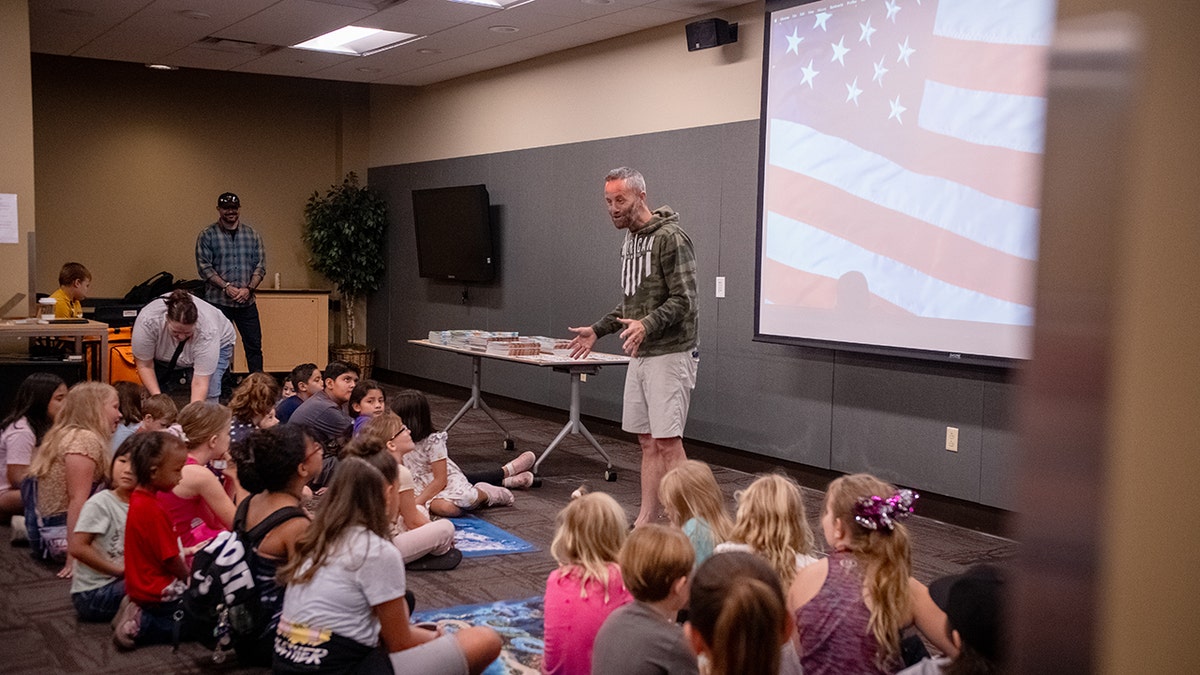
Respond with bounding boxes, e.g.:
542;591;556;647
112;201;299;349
195;191;266;373
569;167;699;527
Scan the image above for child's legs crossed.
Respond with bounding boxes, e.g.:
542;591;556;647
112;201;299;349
72;579;126;622
394;519;456;563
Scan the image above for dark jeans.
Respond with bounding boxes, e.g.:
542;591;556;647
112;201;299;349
137;599;197;646
219;302;263;373
72;579;126;622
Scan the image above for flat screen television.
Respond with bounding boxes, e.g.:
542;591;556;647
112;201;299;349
755;0;1055;365
412;184;496;282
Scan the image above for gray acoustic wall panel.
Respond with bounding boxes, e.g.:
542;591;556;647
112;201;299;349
368;120;1019;506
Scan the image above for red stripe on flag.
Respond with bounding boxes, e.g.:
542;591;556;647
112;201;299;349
765;165;1036;306
926;36;1050;98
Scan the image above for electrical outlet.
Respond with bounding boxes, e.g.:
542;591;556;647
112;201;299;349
715;276;726;298
580;374;587;383
945;426;959;452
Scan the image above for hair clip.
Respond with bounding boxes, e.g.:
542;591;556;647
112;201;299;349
852;489;918;531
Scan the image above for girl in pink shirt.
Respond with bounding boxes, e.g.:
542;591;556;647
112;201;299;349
542;491;633;675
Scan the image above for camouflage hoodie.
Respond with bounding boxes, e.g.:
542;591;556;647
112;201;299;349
591;206;698;357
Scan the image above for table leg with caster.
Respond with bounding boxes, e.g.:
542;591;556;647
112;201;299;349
533;368;614;480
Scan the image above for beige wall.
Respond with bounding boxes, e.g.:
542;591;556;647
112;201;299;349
32;55;369;303
1077;1;1200;672
369;2;763;166
0;0;34;318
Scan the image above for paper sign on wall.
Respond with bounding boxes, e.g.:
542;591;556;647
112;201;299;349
0;194;17;244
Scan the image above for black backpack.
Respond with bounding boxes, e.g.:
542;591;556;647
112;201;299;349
184;498;307;657
123;271;175;305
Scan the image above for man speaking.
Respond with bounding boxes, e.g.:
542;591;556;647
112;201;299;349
569;167;699;527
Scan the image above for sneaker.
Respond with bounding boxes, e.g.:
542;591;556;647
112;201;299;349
10;515;27;544
474;482;514;507
502;451;536;478
502;471;535;490
111;596;141;650
571;484;589;500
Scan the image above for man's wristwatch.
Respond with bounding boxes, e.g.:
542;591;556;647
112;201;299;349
223;281;232;290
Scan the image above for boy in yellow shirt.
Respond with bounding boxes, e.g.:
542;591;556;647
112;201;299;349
49;262;91;318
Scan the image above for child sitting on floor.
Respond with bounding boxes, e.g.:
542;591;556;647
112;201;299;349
68;438;136;622
275;363;321;424
592;523;698;675
111;381;147;452
229;372;281;448
343;413;458;565
543;491;634;675
659;460;734;567
390;389;535;517
273;455;501;674
350;380;386;437
715;473;819;588
788;473;957;675
113;431;193;650
898;565;1007;675
136;394;180;435
686;551;793;675
158;402;236;559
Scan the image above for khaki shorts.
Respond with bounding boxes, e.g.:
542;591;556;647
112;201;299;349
622;350;699;438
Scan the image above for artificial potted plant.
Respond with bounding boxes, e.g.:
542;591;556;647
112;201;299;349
303;171;388;377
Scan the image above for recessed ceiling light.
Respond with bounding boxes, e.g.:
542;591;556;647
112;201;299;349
177;10;211;20
145;64;179;71
293;25;420;56
417;48;442;55
489;25;520;33
58;9;94;18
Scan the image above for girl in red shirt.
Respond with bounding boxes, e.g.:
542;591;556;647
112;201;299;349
113;431;191;650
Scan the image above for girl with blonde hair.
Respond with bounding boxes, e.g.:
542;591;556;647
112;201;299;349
27;381;122;575
715;473;818;587
543;491;634;675
659;459;734;566
157;401;236;558
787;473;957;674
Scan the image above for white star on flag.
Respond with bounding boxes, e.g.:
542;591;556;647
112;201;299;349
786;27;804;55
801;60;820;88
814;11;832;31
859;16;876;46
846;77;863;106
889;95;907;123
897;37;916;66
886;0;902;23
872;57;888;86
831;36;850;65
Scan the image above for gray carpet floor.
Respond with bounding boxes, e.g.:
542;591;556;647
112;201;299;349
0;389;1017;673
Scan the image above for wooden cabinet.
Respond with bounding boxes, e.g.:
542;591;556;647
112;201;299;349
233;290;330;373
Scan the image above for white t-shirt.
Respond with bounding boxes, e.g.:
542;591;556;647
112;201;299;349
71;490;129;593
712;541;822;570
0;418;35;492
131;295;236;376
280;525;408;647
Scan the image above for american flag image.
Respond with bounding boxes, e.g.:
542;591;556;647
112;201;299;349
760;0;1054;352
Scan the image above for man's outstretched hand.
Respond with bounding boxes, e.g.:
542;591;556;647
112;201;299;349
567;326;597;359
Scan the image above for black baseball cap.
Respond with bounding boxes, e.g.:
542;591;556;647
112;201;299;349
928;565;1005;662
217;192;240;208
